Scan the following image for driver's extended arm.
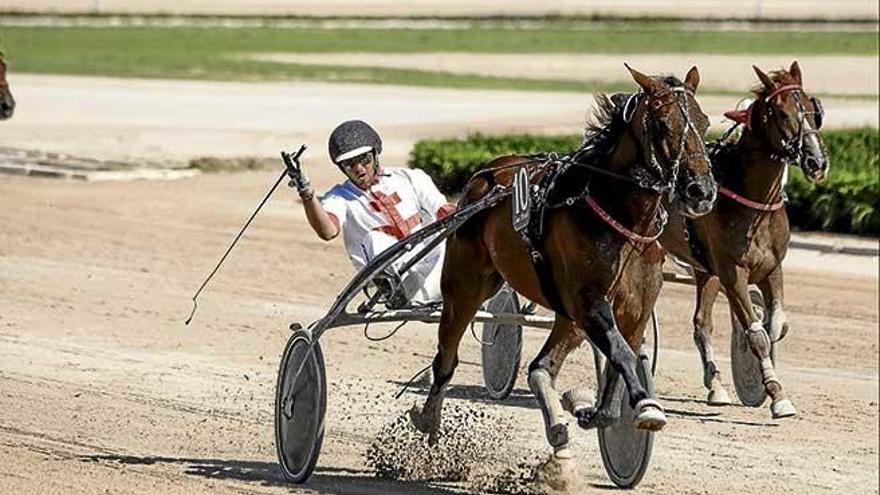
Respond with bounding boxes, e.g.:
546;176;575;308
284;153;341;242
302;195;339;241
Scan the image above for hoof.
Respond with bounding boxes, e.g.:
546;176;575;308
408;404;435;435
553;446;573;460
561;387;594;416
574;406;598;430
770;398;797;419
633;399;667;431
707;386;732;406
768;323;784;343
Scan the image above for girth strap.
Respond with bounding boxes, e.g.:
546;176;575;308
526;242;571;320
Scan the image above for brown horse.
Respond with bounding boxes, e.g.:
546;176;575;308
410;66;716;457
0;51;14;120
659;62;828;418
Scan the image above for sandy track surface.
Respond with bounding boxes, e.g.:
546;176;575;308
3;0;878;20
0;75;876;165
0;168;877;494
252;53;880;97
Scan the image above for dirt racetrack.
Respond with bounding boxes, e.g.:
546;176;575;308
1;75;877;166
0;164;877;494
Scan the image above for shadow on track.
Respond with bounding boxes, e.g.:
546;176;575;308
79;454;466;495
387;378;538;411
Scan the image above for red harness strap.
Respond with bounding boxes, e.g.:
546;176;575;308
718;186;785;212
585;196;662;244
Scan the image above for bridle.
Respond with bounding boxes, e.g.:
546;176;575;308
561;87;708;243
755;84;824;165
710;83;825;212
622;86;708;195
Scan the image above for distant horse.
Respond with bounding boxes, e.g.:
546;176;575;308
0;51;15;119
659;61;828;418
411;66;716;457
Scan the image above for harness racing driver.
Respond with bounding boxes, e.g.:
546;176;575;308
285;120;455;308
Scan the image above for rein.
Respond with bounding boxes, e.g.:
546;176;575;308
585;195;667;244
717;186;784;212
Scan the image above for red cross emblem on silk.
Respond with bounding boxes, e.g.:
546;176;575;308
369;191;422;240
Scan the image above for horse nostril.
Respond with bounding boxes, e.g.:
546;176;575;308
686;182;710;201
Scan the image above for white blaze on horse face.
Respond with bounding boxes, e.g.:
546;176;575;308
802;118;822;159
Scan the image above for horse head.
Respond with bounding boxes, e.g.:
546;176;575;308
625;65;715;218
750;61;828;183
0;51;15;120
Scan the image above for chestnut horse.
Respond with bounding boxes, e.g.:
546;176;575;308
410;66;716;458
659;62;828;418
0;51;15;120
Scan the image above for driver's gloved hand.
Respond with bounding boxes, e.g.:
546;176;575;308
282;151;313;200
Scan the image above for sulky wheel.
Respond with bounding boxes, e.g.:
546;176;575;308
275;328;326;483
729;285;776;407
597;352;655;488
481;285;523;400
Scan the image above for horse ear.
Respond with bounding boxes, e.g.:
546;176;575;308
789;60;802;84
625;63;661;94
753;65;775;91
684;66;700;93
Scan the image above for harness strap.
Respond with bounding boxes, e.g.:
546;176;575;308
584;196;663;244
718;186;785;212
526;244;572;320
764;84;802;102
515;161;572;319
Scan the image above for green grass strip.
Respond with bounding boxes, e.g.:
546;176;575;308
2;26;875;93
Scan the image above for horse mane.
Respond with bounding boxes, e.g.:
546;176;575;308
578;75;689;165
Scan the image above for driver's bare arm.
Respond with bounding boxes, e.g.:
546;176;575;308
283;151;340;242
302;195;339;241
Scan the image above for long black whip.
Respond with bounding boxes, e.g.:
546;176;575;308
185;144;307;325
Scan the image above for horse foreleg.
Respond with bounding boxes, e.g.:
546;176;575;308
722;267;796;419
693;272;731;405
527;316;583;458
758;265;788;343
574;298;666;431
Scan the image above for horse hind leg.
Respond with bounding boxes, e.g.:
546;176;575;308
758;265;788;343
693;273;732;405
409;243;502;444
527;316;584;459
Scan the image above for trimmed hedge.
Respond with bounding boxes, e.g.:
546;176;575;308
409;129;879;235
787;129;879;235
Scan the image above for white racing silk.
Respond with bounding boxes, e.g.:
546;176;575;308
320;167;454;303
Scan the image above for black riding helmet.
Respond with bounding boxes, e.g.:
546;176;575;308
328;120;383;166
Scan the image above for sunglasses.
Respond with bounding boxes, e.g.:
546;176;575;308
337;153;373;171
